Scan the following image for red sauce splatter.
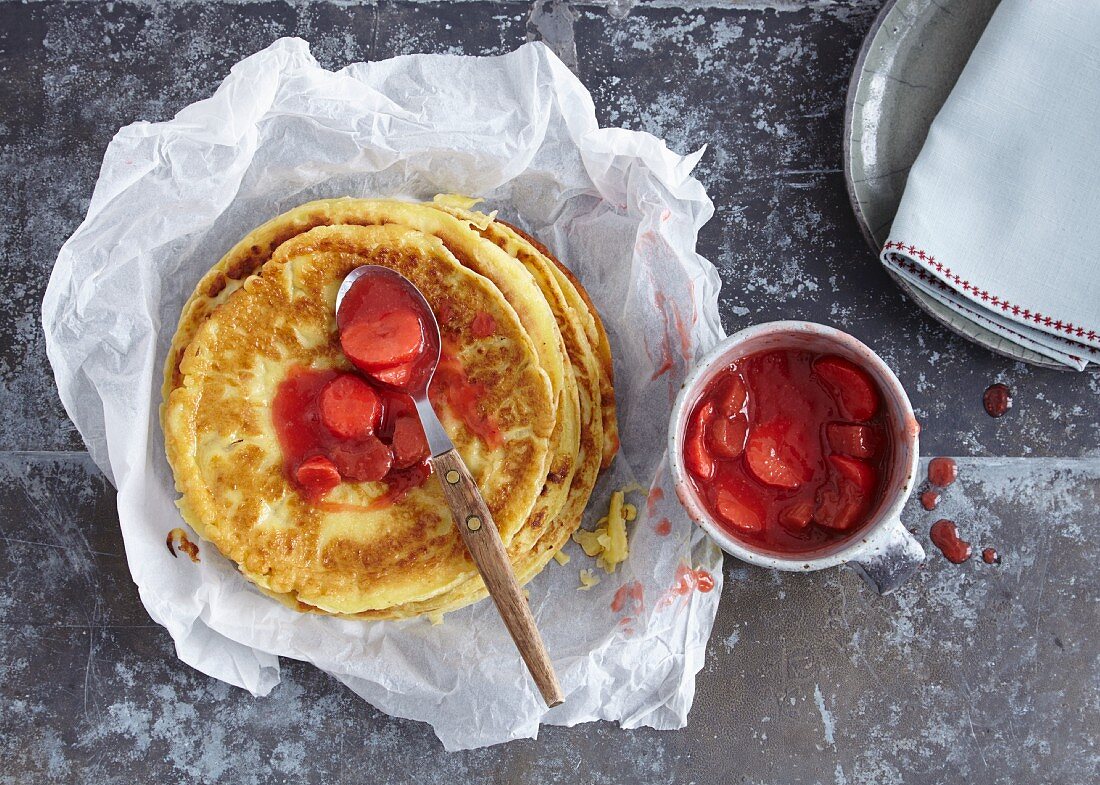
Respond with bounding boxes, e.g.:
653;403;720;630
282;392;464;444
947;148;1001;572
683;349;892;554
436;300;456;326
655;518;672;536
650;341;674;380
656;565;715;609
928;457;958;488
273;367;430;504
982;547;1001;565
930;519;971;563
610;580;644;614
670;301;692;363
983;383;1013;418
647;487;664;516
920;488;941;511
471;311;496;338
433;339;503;449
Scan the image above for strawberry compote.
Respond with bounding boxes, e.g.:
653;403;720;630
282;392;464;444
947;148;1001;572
683;349;892;554
273;368;431;503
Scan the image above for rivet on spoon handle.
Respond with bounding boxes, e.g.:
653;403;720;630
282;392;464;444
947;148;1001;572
431;447;564;707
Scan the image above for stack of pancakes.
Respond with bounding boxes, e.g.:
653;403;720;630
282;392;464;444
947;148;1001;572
162;197;618;619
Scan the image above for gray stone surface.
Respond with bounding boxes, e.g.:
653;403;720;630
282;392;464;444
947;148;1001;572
1;1;1098;783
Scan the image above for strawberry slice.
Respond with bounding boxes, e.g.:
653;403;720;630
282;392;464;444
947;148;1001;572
371;361;416;388
716;371;748;417
779;501;814;531
319;374;382;440
826;422;880;459
815;455;877;530
714;482;765;533
814;356;879;421
340;309;425;372
685;401;716;480
745;419;810;490
391;415;430;468
814;487;863;531
708;414;748;459
295;455;341;497
329;436;393;483
829;455;877;493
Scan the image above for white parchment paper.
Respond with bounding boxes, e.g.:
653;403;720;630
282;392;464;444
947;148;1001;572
41;38;724;750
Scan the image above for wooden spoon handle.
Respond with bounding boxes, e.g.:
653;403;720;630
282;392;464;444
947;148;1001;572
431;448;564;708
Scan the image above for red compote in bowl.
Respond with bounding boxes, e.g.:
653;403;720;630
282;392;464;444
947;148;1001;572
669;322;925;594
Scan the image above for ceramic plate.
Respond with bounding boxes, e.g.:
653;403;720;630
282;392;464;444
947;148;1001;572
844;0;1062;369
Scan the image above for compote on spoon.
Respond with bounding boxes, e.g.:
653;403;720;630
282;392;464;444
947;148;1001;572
335;265;564;708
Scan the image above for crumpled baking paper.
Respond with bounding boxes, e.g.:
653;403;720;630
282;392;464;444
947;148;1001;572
42;38;724;750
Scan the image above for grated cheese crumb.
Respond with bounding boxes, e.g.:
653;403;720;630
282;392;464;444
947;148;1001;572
573;528;604;557
553;550;571;566
578;569;601;590
571;489;632;574
432;193;482;211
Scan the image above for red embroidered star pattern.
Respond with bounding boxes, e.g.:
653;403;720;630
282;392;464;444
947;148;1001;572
887;240;1097;347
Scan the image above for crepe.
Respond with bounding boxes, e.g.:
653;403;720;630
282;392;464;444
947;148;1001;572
162;197;618;619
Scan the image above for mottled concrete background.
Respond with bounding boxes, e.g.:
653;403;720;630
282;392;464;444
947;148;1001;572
1;1;1097;783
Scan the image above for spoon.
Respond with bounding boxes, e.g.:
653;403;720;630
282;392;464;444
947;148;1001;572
336;265;564;708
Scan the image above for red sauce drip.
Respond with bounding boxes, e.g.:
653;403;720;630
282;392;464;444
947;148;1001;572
432;340;502;448
166;528;200;563
436;300;456;326
982;547;1000;565
656;565;715;609
610;580;644;614
983;383;1013;418
272;367;430;504
928;457;958;487
670;301;692;362
655;518;672;536
930;519;971;563
650;342;674;380
647;487;665;517
683;349;892;555
920;488;941;511
471;311;496;338
649;292;693;380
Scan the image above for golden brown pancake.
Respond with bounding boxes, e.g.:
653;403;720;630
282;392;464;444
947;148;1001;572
163;200;580;552
162;197;617;619
165;223;557;614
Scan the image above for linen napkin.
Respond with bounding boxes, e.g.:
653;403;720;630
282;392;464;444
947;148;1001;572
882;0;1100;369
